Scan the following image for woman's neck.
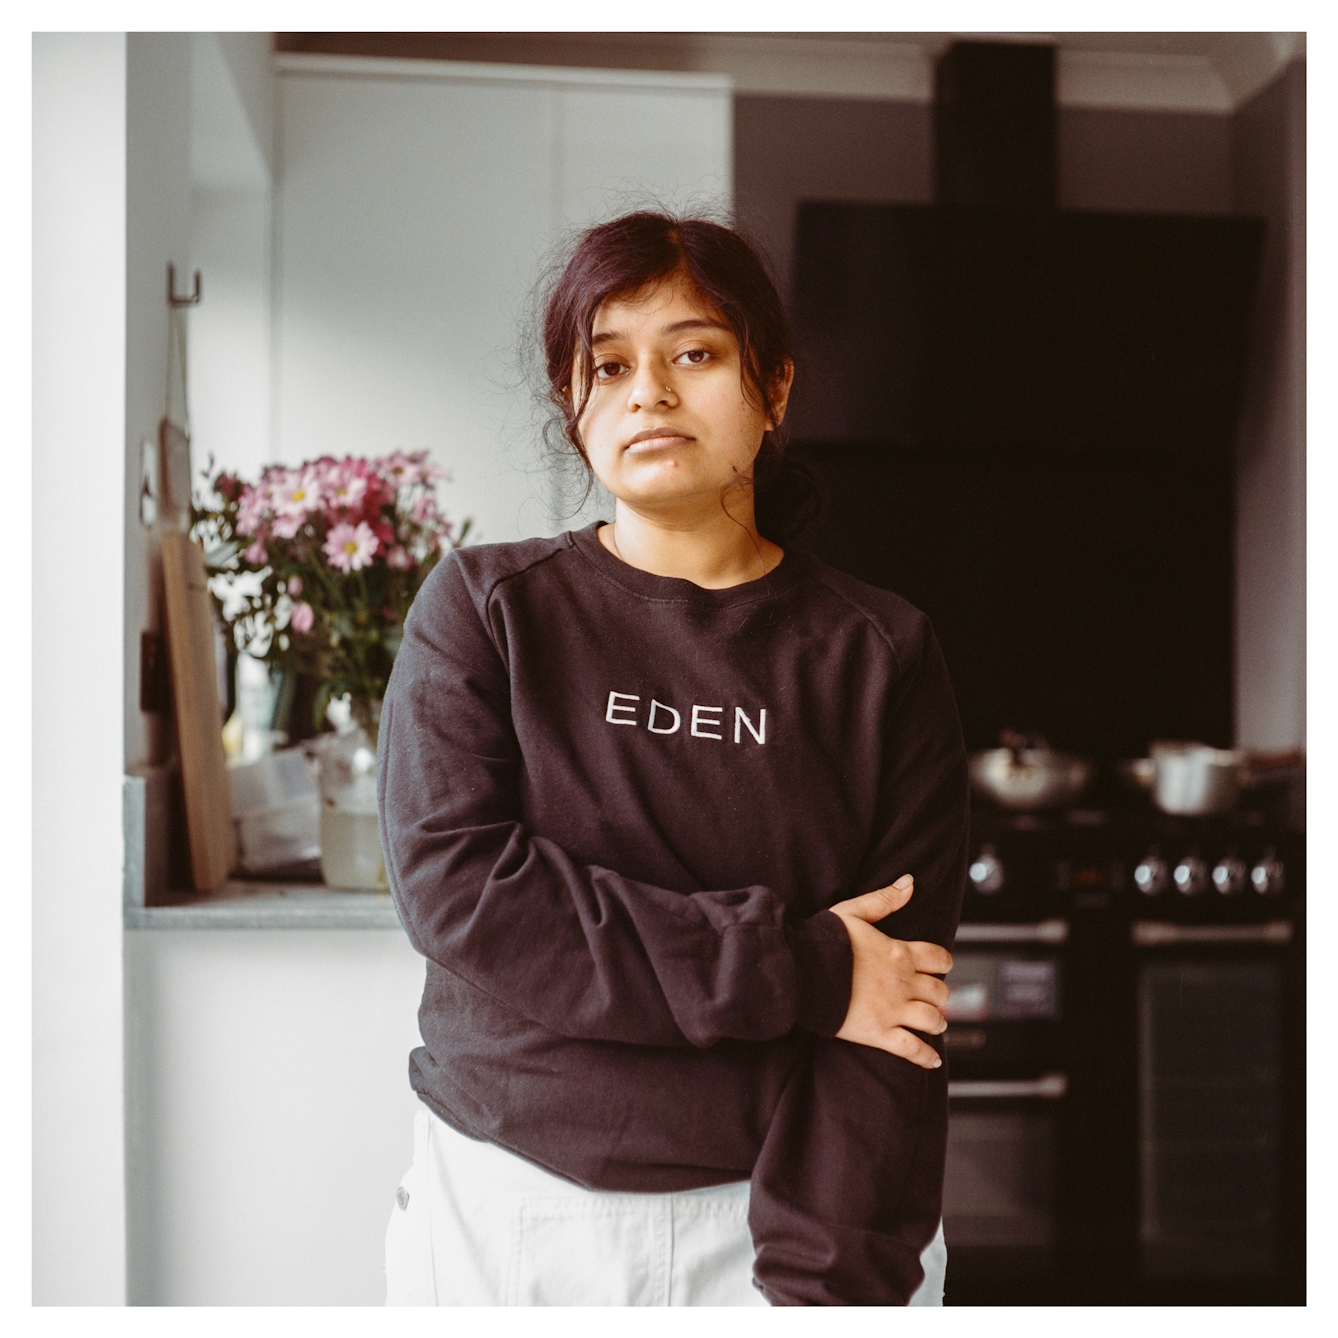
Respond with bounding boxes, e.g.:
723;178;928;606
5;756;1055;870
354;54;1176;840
598;503;784;590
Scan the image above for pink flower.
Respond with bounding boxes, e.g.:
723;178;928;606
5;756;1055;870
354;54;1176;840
378;452;418;486
235;485;268;536
320;458;368;512
289;601;314;635
379;450;448;488
242;538;268;565
271;466;324;518
324;520;379;573
270;511;304;540
411;494;439;526
287;575;303;597
385;545;413;570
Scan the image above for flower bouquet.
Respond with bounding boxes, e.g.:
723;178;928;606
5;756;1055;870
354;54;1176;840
192;451;470;739
193;452;469;889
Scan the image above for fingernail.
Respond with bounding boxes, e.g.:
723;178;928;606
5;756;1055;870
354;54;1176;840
894;874;913;890
931;1057;942;1068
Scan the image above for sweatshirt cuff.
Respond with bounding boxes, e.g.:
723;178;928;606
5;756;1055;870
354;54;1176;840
786;910;854;1037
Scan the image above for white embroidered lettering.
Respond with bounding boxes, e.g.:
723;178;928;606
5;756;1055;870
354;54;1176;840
606;691;640;725
647;700;681;735
735;707;766;745
690;705;724;740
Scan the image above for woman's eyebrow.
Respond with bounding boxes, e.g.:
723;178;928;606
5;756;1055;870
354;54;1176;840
590;318;731;347
661;318;731;335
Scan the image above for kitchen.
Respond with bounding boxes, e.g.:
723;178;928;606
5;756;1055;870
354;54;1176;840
33;31;1306;1306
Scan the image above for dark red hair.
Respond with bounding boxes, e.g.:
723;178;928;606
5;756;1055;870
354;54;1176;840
539;210;821;543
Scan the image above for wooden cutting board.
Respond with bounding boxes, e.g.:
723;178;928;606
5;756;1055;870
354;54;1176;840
161;531;236;891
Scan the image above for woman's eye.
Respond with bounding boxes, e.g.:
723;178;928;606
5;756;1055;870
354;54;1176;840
676;348;711;366
594;361;626;380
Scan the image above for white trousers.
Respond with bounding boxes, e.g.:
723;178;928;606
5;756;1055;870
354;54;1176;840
385;1105;947;1306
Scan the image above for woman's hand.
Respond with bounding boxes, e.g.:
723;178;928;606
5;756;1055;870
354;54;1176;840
828;875;954;1069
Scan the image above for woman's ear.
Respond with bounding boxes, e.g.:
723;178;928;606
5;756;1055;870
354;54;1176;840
768;359;796;428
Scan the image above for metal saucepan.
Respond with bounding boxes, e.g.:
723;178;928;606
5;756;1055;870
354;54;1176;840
1148;741;1245;815
1120;741;1305;816
969;729;1094;813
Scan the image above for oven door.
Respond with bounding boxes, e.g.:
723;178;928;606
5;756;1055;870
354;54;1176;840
941;922;1069;1290
1132;918;1301;1298
943;1074;1067;1279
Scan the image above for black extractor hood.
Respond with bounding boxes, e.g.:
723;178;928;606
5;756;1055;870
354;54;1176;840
788;38;1263;454
787;41;1266;761
934;40;1057;209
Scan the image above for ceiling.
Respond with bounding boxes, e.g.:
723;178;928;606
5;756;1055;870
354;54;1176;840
272;32;1306;113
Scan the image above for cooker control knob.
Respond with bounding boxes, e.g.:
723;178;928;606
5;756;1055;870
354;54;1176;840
1212;854;1247;897
1134;850;1169;897
1251;847;1286;897
968;844;1005;895
1173;853;1208;897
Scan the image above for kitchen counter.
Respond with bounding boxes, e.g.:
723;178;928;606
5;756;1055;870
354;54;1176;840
125;880;402;930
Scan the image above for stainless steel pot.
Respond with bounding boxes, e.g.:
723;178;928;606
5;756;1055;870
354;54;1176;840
1121;744;1305;817
969;731;1094;812
1148;740;1247;816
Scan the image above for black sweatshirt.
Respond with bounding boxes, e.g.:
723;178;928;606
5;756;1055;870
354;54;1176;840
377;521;969;1305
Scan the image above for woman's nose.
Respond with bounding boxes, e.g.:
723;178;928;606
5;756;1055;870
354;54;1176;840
627;358;676;411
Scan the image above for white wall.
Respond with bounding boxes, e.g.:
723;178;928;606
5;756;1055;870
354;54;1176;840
213;32;275;173
120;54;733;1308
33;32;129;1304
124;33;193;773
188;33;274;486
273;58;731;543
1233;60;1306;751
125;930;425;1304
187;191;272;483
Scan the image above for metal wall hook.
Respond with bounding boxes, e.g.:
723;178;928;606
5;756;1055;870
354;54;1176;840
168;262;202;308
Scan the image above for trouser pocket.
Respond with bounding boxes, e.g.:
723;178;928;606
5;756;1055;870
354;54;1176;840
509;1197;669;1306
667;1192;762;1306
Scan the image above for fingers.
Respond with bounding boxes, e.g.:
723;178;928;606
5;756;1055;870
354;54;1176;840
909;974;952;1009
907;941;954;975
899;1000;948;1035
879;1027;944;1070
831;875;914;924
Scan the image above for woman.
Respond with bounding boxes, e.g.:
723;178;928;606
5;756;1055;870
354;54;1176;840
379;211;969;1306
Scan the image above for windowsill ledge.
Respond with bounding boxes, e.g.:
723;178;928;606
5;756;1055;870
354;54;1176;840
124;880;402;930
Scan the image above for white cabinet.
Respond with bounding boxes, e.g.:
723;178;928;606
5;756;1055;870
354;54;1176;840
555;82;732;227
274;58;732;545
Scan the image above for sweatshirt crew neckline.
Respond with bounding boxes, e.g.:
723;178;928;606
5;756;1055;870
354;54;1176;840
566;520;814;608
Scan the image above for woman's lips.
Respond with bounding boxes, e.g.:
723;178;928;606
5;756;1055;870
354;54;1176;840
624;431;693;454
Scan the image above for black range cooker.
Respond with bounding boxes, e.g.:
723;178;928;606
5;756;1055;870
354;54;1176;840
775;34;1294;1305
940;802;1305;1306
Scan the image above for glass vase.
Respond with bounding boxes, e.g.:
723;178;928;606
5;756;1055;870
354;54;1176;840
315;715;388;891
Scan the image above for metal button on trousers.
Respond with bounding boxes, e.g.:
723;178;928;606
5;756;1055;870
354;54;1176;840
385;1105;947;1306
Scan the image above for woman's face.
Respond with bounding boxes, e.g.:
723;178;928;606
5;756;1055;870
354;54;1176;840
574;274;792;518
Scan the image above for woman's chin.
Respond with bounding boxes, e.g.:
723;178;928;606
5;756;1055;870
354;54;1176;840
612;481;742;518
611;456;754;498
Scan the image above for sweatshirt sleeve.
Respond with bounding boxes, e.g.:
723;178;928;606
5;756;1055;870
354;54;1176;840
377;553;854;1050
748;615;970;1305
